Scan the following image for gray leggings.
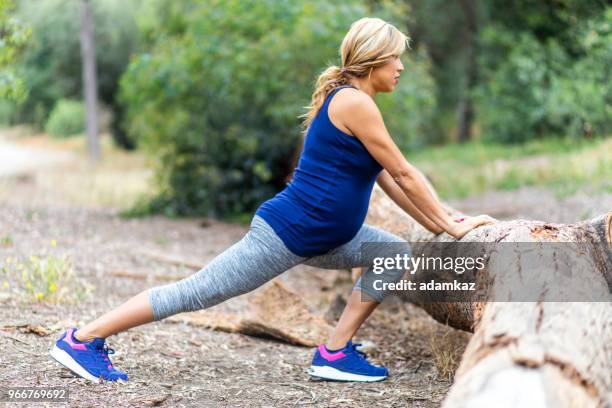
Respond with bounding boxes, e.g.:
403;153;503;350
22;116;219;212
147;215;410;321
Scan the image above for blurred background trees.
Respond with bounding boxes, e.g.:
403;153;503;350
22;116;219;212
473;0;610;143
403;0;610;143
0;0;30;100
118;0;435;217
1;0;140;148
1;0;610;218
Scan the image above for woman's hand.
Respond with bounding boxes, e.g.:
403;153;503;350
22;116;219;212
448;214;497;240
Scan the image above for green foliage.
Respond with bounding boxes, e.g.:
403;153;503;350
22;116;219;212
403;0;611;143
377;47;437;149
1;251;94;304
0;100;15;127
5;0;140;147
120;0;436;217
478;9;612;142
0;0;30;100
475;2;611;143
402;0;473;142
44;99;85;138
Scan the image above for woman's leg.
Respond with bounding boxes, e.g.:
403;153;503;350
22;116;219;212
323;290;378;350
303;225;410;349
75;291;154;342
75;215;306;342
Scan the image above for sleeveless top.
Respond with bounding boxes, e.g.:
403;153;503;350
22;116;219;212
255;85;383;257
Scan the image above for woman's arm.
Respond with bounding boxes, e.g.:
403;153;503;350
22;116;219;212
376;169;444;234
342;91;483;238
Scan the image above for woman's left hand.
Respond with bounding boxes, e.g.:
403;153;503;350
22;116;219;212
454;214;498;223
448;214;498;239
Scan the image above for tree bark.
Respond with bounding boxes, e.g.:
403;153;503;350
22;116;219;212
79;0;100;162
365;184;612;407
456;0;478;143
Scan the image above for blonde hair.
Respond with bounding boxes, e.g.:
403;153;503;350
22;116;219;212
298;17;410;134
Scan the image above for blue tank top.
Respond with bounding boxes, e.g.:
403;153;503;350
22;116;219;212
255;85;383;257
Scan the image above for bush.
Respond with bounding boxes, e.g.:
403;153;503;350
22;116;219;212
475;8;612;143
44;99;84;137
0;101;17;127
119;0;436;218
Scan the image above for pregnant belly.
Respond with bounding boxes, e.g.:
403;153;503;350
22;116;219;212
287;216;362;254
303;204;367;245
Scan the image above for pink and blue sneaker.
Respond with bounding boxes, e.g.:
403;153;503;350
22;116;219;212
49;328;128;383
308;340;388;382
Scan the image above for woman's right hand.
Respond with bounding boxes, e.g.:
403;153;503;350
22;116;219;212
448;214;497;240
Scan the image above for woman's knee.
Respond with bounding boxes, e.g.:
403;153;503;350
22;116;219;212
363;238;411;267
354;239;411;302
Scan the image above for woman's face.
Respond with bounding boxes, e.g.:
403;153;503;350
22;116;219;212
371;55;404;93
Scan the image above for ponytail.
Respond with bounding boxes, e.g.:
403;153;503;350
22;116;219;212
298;65;349;135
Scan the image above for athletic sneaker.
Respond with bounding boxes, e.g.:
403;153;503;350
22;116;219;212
308;340;388;382
49;327;128;383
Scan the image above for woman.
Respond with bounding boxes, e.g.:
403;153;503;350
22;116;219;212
49;17;495;383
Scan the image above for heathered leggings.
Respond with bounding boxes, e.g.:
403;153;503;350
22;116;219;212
147;215;410;321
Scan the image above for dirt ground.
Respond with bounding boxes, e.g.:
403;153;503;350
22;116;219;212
0;133;609;407
0;202;464;407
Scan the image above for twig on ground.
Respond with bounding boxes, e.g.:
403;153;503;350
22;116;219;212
136;250;204;270
0;329;33;346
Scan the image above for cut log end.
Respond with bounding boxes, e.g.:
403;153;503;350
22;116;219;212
605;211;612;244
587;210;612;245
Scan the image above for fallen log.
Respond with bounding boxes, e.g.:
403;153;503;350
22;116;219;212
166;280;333;347
365;184;612;407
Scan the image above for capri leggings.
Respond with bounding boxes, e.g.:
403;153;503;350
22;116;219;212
147;214;411;321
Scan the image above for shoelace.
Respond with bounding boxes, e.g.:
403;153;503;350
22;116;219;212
349;343;369;361
94;345;116;370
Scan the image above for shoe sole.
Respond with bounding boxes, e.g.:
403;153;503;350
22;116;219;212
49;344;102;383
308;365;387;382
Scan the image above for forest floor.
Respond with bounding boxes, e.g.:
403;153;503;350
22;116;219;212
0;129;610;407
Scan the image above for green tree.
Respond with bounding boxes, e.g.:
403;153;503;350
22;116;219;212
0;0;30;100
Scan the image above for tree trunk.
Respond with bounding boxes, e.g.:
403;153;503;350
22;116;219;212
79;0;100;162
456;0;478;143
365;184;612;407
